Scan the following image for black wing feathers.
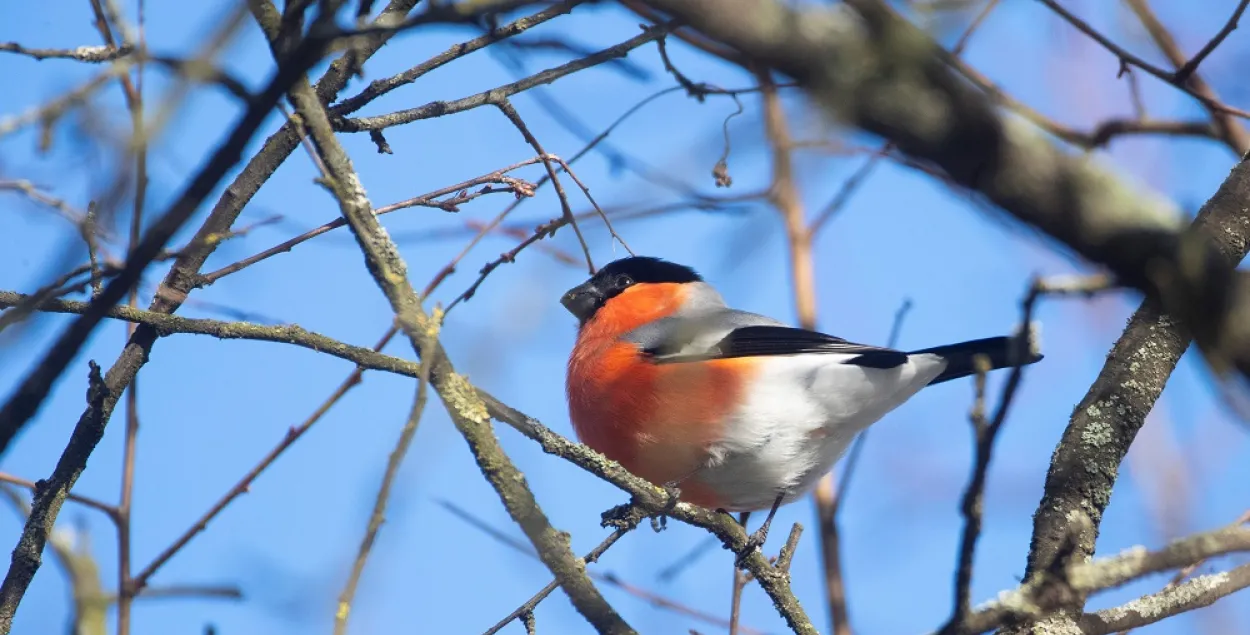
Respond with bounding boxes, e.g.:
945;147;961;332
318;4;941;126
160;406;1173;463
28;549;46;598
650;325;908;368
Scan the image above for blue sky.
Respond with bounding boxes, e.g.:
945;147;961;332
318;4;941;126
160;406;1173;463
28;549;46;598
1;1;1248;634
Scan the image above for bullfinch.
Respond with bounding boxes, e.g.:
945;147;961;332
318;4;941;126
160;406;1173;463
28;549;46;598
562;256;1042;555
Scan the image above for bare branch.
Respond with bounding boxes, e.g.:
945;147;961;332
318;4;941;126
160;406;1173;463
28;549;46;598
493;99;594;272
1118;0;1250;153
0;473;117;520
441;500;758;634
1080;564;1250;634
1173;0;1250;84
944;523;1250;634
334;25;668;134
331;1;581;116
333;323;435;635
199;159;543;284
129;325;400;594
1036;0;1250;126
0;42;132;62
0;362;109;635
483;525;633;635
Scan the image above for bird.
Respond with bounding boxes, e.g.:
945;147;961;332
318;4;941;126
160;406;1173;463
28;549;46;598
561;256;1042;558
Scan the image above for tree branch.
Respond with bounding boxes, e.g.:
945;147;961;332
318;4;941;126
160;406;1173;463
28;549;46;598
0;362;110;635
333;328;434;635
334;25;667;134
945;523;1250;634
0;41;132;62
1078;562;1250;634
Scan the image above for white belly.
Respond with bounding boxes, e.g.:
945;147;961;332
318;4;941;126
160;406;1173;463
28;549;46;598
694;353;947;512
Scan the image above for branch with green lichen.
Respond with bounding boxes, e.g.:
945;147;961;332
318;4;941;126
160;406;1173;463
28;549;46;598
1077;562;1250;634
939;516;1250;635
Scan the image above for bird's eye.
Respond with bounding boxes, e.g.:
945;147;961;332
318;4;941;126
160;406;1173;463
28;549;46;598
616;275;634;288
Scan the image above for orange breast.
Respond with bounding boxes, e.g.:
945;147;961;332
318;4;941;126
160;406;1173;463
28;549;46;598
567;337;756;504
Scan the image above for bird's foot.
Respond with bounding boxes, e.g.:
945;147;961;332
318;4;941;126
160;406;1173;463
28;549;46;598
735;523;771;568
650;481;682;532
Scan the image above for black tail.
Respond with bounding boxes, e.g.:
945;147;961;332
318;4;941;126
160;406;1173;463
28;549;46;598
910;333;1043;385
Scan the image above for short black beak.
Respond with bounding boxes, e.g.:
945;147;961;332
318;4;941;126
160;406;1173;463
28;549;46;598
561;281;603;322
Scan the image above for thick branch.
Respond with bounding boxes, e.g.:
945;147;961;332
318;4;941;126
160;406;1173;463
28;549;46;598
1023;155;1250;584
1078;563;1250;634
949;524;1250;634
1066;525;1250;592
0;363;109;635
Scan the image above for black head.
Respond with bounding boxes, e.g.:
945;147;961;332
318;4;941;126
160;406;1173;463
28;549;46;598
560;256;702;324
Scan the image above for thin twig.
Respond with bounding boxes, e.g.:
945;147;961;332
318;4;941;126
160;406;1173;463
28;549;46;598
482;527;633;635
1173;0;1250;83
199;159;543;284
424;83;711;302
0;473;117;520
129;326;400;593
331;2;580;117
0;180;93;228
441;500;761;634
493;99;595;273
1119;0;1250;154
333;316;436;635
549;156;632;256
335;25;670;133
775;524;803;573
809;148;888;236
1037;0;1250;123
730;559;750;635
939;276;1061;635
103;0;150;626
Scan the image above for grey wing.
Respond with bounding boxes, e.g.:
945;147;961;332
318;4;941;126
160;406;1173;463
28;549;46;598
622;309;910;368
621;309;786;359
